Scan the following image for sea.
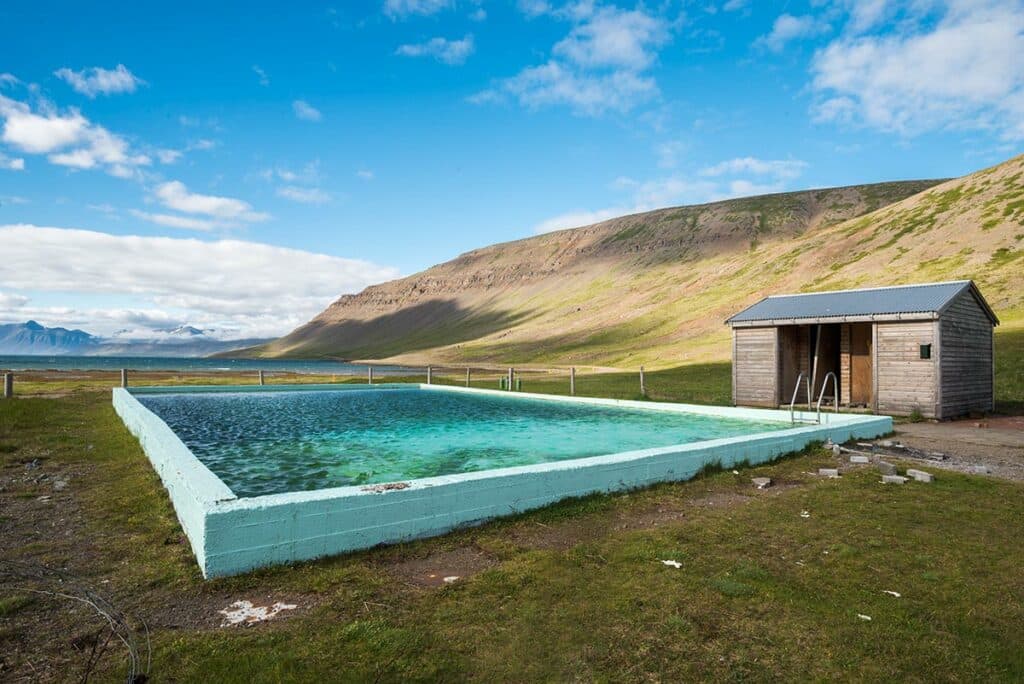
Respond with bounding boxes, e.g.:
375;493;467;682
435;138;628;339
0;355;416;375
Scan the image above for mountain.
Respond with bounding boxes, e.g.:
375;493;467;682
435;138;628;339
244;153;1024;368
0;321;100;355
0;322;271;357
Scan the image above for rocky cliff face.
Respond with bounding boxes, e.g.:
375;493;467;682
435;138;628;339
250;158;1023;367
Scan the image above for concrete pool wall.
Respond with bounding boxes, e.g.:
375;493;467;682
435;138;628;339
113;384;892;578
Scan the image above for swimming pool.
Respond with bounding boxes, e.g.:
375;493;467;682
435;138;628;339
114;384;891;577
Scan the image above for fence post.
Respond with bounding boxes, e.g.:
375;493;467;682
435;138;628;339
3;373;12;399
639;366;646;397
368;366;374;385
426;365;433;385
465;368;471;387
570;367;576;396
258;370;265;386
507;367;514;392
120;368;129;389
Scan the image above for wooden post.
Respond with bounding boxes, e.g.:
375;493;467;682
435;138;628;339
426;365;433;385
120;368;129;388
465;367;471;387
570;367;576;396
809;324;821;408
368;366;374;385
507;367;514;391
3;373;12;399
640;366;646;397
258;370;265;386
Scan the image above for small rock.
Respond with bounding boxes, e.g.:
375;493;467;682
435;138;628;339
831;444;841;456
819;468;840;478
25;459;40;470
879;440;894;448
800;510;811;518
849;455;870;464
857;613;872;621
660;560;682;569
751;477;772;489
970;465;991;475
52;478;68;491
442;576;460;584
906;469;933;483
882;590;901;597
877;461;897;475
882;475;908;485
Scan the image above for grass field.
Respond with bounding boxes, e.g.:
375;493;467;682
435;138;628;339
0;326;1021;680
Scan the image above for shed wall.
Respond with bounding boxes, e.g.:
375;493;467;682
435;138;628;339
733;327;777;407
939;290;995;417
875;321;937;417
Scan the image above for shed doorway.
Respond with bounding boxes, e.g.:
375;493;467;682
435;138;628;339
848;323;873;406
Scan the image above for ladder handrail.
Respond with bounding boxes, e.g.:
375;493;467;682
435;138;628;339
789;372;811;424
816;371;839;421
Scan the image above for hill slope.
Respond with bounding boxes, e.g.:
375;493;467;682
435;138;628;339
254;154;1024;368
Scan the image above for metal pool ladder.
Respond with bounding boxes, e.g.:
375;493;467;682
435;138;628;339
789;372;814;425
815;371;839;423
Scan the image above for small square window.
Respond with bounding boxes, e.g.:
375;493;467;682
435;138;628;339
919;343;932;359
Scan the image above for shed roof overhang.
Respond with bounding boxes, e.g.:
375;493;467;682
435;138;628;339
729;312;938;328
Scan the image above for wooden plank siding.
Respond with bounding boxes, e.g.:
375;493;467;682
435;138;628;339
732;327;778;407
875;321;937;418
939;289;994;417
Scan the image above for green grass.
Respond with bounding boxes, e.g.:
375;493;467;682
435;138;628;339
1;392;1023;680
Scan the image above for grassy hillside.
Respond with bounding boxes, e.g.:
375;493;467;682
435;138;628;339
253;153;1024;368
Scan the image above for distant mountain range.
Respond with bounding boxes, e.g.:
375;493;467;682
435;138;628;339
0;321;271;357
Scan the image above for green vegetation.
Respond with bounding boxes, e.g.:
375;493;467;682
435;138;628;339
1;389;1022;680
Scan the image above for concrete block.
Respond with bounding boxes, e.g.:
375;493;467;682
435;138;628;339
877;461;896;475
849;455;870;464
831;444;841;456
751;477;772;489
906;469;933;483
881;475;908;485
818;468;840;478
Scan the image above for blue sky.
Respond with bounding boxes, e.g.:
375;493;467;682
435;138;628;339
1;0;1022;339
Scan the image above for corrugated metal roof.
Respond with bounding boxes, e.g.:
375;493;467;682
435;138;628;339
727;280;995;324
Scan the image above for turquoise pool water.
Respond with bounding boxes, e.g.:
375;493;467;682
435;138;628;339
137;387;790;497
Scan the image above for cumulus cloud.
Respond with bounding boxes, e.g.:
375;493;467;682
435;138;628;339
292;99;322;122
384;0;452;19
276;186;332;204
701;157;808;179
0;94;150;177
0;224;400;338
54;64;144;97
811;0;1024;140
128;209;218;231
153;181;269;222
0;152;24;170
754;14;830;52
396;35;475;65
472;4;671;116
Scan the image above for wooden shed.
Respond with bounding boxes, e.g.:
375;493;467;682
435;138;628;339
726;281;998;419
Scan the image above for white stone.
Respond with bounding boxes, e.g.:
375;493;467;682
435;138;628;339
881;475;908;485
751;477;772;489
849;455;870;464
818;468;840;478
877;461;897;475
906;469;933;483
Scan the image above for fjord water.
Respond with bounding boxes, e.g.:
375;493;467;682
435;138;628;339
137;387;790;498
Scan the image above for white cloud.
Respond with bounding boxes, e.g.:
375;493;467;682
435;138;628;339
754;14;830;52
54;64;144;98
701;157;808;179
0;94;150;177
0;224;400;338
469;7;486;21
276;186;332;204
155;148;183;164
396;35;475;65
0;291;29;308
252;65;270;86
656;140;687;169
384;0;451;19
811;0;1024;140
472;5;671;116
292;99;322;122
356;169;375;180
129;209;218;231
153;181;269;222
723;0;749;11
0;152;24;170
534;153;809;233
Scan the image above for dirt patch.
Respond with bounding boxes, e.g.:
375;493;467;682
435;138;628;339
882;418;1024;481
387;546;499;588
